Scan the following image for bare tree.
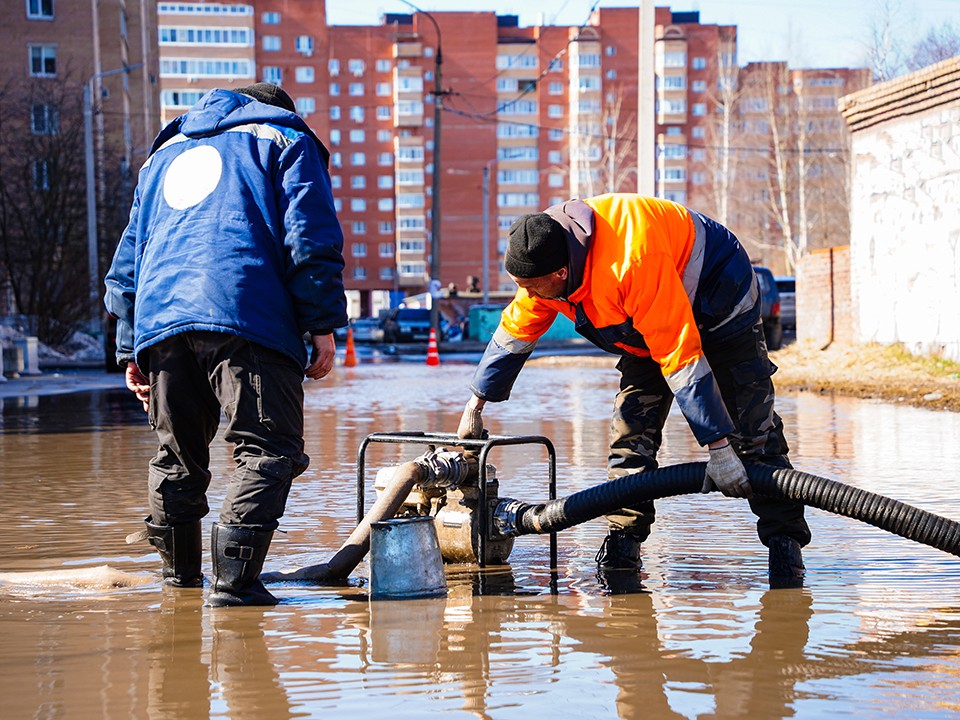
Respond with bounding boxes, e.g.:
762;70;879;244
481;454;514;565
864;0;908;81
568;84;637;198
906;22;960;72
0;77;91;345
703;41;743;226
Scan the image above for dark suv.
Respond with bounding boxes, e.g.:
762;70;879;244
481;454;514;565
752;266;783;351
380;307;432;343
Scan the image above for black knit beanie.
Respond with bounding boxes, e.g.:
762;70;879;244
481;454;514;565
504;214;569;278
236;82;296;113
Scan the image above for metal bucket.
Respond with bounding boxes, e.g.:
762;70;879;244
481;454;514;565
369;516;447;600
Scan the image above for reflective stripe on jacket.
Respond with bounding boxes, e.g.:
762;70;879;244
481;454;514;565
470;194;758;445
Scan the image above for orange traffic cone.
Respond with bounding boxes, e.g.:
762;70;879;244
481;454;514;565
344;327;358;367
426;327;440;366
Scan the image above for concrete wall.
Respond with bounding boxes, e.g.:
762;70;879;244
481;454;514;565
847;105;960;360
797;246;853;347
840;58;960;361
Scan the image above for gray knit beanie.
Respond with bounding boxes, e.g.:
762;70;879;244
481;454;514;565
504;214;569;278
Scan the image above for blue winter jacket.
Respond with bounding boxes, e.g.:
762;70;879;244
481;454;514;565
104;89;347;369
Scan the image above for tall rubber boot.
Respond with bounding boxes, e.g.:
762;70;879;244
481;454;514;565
145;517;204;588
768;535;805;589
207;523;278;607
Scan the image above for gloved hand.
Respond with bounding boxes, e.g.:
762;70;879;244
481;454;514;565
701;443;753;498
457;398;485;439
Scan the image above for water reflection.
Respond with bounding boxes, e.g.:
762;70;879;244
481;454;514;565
1;367;960;717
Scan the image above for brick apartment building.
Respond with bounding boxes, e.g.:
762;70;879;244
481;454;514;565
0;1;869;324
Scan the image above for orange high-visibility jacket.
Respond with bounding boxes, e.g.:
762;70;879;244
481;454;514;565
469;194;760;445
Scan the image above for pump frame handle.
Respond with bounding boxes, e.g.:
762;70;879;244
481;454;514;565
357;432;558;582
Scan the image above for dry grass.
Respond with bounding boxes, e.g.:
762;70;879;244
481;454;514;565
771;341;960;413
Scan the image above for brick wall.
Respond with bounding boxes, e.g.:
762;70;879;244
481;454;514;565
797;246;854;347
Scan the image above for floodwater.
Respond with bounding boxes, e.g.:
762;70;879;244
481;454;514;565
1;360;959;719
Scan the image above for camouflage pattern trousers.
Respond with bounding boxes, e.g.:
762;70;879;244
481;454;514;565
606;320;811;548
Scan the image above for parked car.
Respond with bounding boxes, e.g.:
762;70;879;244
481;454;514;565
752;265;784;351
380;307;433;343
333;316;386;343
775;275;796;333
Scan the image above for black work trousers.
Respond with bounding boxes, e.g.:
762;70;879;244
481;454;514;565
606;321;811;548
145;331;308;531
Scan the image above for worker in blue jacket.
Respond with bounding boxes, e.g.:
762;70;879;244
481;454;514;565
104;83;347;606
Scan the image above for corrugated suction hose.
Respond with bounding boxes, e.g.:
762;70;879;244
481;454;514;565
504;462;960;557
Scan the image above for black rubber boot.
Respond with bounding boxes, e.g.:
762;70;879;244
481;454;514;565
145;518;204;588
207;523;278;607
595;529;643;570
768;535;805;589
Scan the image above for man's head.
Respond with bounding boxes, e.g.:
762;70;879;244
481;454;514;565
504;213;570;299
235;82;296;113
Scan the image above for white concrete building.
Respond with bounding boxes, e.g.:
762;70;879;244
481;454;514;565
839;57;960;361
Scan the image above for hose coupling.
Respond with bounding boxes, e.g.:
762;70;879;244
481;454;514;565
414;448;472;489
492;498;526;538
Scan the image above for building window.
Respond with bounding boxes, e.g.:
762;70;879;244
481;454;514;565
161;90;204;107
262;66;282;84
295;66;314;83
350;152;366;166
352;222;366;235
692;103;707;116
548;150;561;163
349;83;364;96
379;242;394;257
331;152;342;168
350;175;366;189
27;0;54;19
376;82;391;97
380;267;394;280
691;57;707;70
296;97;315;115
330;175;341;189
330;105;341;120
606;69;617;80
350;199;366;212
378;198;394;211
33;160;50;190
692;172;707;185
353;267;367;280
378;175;394;189
334;198;342;211
399;261;426;276
329;82;340;96
328;58;340;76
349;106;365;122
262;35;281;52
379;222;394;234
548;104;563;118
548;129;563;141
378;152;393;166
296;35;314;55
692;80;707;93
548;174;563;188
663;51;686;68
691;126;705;138
31;103;58;135
376;106;391;121
29;45;56;76
376;59;391;73
349;129;365;143
262;11;280;24
692;149;706;162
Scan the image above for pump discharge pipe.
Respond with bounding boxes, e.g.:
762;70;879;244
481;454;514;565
494;462;960;558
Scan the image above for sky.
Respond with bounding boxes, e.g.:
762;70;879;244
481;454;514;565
326;0;960;69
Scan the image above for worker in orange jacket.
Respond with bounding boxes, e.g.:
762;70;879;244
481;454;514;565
458;194;809;587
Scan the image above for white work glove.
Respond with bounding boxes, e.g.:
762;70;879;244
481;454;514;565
457;400;484;439
701;443;753;498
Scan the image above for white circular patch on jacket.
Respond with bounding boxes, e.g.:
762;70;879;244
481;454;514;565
162;145;223;209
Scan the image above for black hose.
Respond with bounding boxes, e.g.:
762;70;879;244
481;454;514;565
512;462;960;558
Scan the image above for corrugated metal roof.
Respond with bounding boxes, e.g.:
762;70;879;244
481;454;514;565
838;55;960;132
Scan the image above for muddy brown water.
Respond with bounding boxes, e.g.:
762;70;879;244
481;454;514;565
1;362;959;718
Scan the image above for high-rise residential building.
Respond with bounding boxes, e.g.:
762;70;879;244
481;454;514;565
149;3;869;309
156;1;256;125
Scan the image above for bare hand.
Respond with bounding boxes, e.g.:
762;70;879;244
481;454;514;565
125;361;150;412
305;333;336;380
